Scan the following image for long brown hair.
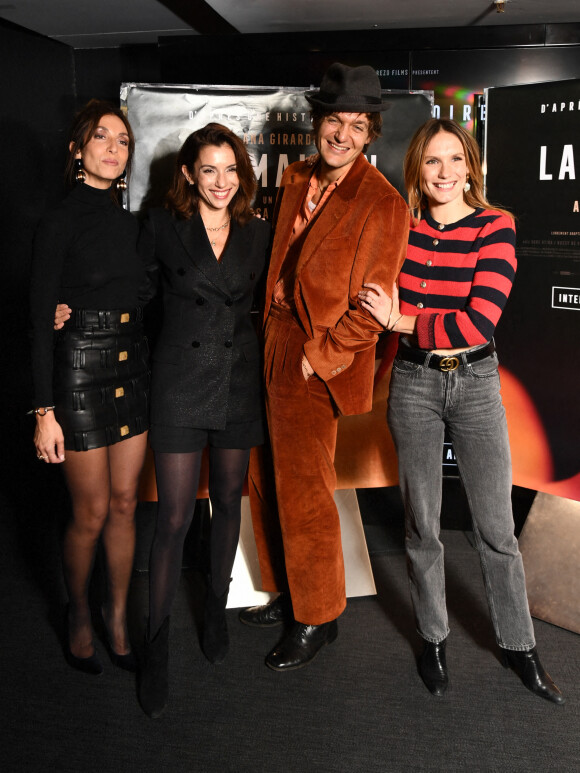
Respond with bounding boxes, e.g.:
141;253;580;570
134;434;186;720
404;118;512;223
65;99;135;195
165;123;257;225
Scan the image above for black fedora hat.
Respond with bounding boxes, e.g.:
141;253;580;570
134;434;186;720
305;63;390;112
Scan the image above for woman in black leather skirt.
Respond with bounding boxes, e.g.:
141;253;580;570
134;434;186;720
30;100;152;675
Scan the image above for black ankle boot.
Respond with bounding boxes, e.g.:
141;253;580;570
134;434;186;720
138;617;169;718
201;580;230;664
501;646;565;705
418;639;448;697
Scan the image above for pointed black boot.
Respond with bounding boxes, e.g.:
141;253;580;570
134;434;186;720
418;639;449;697
138;617;170;718
501;646;565;705
201;580;230;664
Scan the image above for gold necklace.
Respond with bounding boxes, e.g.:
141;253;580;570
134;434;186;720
204;218;230;247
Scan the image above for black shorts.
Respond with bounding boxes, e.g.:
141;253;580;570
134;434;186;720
150;417;264;453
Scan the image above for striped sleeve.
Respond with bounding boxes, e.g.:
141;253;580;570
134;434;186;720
400;210;517;350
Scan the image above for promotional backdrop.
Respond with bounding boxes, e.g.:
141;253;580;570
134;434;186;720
122;83;432;212
485;79;580;501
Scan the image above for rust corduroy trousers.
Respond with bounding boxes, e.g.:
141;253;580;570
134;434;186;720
248;304;346;625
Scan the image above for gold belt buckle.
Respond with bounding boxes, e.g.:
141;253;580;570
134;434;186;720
439;356;459;372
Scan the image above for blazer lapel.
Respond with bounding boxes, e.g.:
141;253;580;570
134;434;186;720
218;221;252;292
295;153;369;278
294;197;349;277
264;172;309;317
173;214;230;295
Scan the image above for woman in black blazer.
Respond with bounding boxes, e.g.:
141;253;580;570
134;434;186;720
138;124;270;718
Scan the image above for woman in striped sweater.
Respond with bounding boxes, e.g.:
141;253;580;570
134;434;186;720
359;118;564;704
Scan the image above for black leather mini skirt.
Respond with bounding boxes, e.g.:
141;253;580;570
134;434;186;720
53;308;150;451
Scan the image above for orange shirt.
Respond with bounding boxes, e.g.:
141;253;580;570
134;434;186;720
273;170;342;309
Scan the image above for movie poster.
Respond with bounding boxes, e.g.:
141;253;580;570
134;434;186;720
122;83;433;494
122;83;432;213
485;79;580;501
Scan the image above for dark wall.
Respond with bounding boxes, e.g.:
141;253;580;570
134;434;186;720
71;23;580;104
0;19;75;525
74;44;161;106
156;23;580;88
0;21;75;398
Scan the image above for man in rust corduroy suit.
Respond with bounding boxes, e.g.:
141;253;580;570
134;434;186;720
241;63;409;670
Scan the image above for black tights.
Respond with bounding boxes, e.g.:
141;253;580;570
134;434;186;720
148;447;250;637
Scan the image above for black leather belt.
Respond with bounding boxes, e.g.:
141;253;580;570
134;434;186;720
72;308;143;329
397;341;495;372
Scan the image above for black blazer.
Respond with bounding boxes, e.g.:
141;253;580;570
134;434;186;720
141;209;270;430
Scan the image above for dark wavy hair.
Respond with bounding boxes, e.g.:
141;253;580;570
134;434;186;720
165;123;257;225
64;99;135;196
310;108;382;153
404;118;512;224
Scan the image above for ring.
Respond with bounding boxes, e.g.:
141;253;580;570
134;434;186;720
37;455;45;460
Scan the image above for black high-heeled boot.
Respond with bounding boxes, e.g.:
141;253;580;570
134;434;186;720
201;579;230;664
501;646;565;705
138;617;170;718
418;639;449;697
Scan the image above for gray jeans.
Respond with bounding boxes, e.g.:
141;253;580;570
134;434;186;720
387;344;535;650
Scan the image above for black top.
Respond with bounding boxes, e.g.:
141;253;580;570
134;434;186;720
29;183;151;406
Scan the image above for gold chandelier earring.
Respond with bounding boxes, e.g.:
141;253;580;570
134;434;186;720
116;170;127;191
75;158;86;183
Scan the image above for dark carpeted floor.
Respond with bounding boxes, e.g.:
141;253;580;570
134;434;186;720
1;481;578;773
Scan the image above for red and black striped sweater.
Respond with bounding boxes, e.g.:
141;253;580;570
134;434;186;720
399;207;516;350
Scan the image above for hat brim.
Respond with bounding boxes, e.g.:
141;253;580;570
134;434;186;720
305;92;392;112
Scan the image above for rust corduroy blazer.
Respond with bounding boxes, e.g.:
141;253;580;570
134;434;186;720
264;153;409;416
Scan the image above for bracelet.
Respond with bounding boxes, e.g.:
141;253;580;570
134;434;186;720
385;309;394;331
387;314;403;332
27;406;56;416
